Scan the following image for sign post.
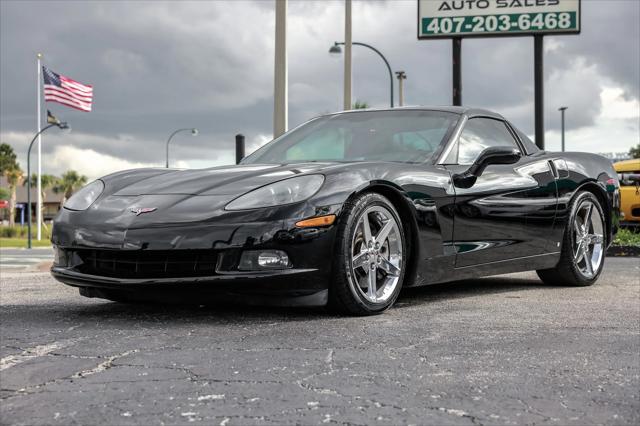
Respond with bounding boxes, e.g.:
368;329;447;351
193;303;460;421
534;34;545;149
452;37;462;106
418;0;581;149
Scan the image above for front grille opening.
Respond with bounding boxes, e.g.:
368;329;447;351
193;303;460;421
72;249;218;279
632;207;640;218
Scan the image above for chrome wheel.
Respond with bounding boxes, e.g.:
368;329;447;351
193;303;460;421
572;199;604;279
350;205;403;304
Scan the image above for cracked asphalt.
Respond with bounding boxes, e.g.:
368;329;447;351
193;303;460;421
1;257;639;425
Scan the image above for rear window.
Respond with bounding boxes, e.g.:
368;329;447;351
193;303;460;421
618;172;640;186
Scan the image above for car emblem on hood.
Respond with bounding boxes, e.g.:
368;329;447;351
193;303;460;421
130;207;157;216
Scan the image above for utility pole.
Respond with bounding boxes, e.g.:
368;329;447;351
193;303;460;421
559;106;568;152
273;0;288;138
343;0;352;110
395;71;406;106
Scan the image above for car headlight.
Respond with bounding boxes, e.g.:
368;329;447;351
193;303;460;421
225;175;324;210
64;180;104;211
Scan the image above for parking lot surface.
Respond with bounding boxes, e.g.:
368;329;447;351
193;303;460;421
0;248;53;272
1;257;639;425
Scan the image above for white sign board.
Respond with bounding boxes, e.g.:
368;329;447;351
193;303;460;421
418;0;581;39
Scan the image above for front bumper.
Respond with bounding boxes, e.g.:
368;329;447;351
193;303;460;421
50;208;340;306
51;266;329;306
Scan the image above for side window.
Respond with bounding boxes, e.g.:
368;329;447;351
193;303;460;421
457;118;519;165
515;127;539;154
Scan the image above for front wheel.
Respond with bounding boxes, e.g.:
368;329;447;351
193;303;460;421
330;193;407;315
537;191;606;286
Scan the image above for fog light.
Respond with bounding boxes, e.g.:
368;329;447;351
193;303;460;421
238;250;290;271
53;246;67;267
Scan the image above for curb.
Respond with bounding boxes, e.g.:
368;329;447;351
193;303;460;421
606;245;640;257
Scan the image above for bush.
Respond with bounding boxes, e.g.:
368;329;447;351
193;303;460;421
0;226;18;238
0;224;52;239
614;228;640;247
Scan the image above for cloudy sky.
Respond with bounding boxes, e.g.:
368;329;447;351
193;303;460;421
1;0;638;180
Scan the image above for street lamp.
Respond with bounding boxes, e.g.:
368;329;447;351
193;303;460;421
166;128;198;168
27;110;70;249
558;107;568;152
330;41;394;108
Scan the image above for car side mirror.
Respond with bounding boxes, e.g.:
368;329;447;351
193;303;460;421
453;146;522;189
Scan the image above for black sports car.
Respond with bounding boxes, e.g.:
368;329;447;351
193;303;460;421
51;107;620;315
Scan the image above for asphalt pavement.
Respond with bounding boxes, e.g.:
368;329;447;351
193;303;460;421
1;257;639;425
0;247;53;272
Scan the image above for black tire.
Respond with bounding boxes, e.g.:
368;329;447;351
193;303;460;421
536;191;606;286
330;192;407;315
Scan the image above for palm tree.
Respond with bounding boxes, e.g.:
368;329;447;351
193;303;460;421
0;143;18;175
0;143;23;226
24;174;58;225
53;170;87;208
5;166;23;226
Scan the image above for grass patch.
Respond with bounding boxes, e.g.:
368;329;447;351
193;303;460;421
613;228;640;247
0;225;52;239
0;238;52;248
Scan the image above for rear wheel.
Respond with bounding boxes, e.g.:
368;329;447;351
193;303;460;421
537;191;606;286
330;193;406;315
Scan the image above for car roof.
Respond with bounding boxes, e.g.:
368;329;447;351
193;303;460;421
614;159;640;171
322;106;504;120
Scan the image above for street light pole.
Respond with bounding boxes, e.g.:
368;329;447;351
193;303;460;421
330;41;394;108
165;128;198;168
27;112;69;249
395;71;406;106
559;106;568;152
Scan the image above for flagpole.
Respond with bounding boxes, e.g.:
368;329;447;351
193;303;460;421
36;53;42;241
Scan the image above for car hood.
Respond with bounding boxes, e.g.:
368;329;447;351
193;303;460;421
113;163;340;197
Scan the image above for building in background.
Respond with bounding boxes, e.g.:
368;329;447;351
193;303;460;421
0;176;62;224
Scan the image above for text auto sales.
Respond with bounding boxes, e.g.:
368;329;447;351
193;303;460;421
436;0;561;11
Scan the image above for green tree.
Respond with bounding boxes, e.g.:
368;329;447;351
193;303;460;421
352;100;369;110
629;143;640;159
24;174;58;226
53;170;87;208
0;143;18;175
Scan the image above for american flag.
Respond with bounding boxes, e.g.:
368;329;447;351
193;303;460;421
42;66;93;112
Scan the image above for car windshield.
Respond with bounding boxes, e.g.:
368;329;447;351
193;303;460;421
243;110;460;164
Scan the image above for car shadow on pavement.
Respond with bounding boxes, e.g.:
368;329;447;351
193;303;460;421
3;275;552;325
397;275;548;306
